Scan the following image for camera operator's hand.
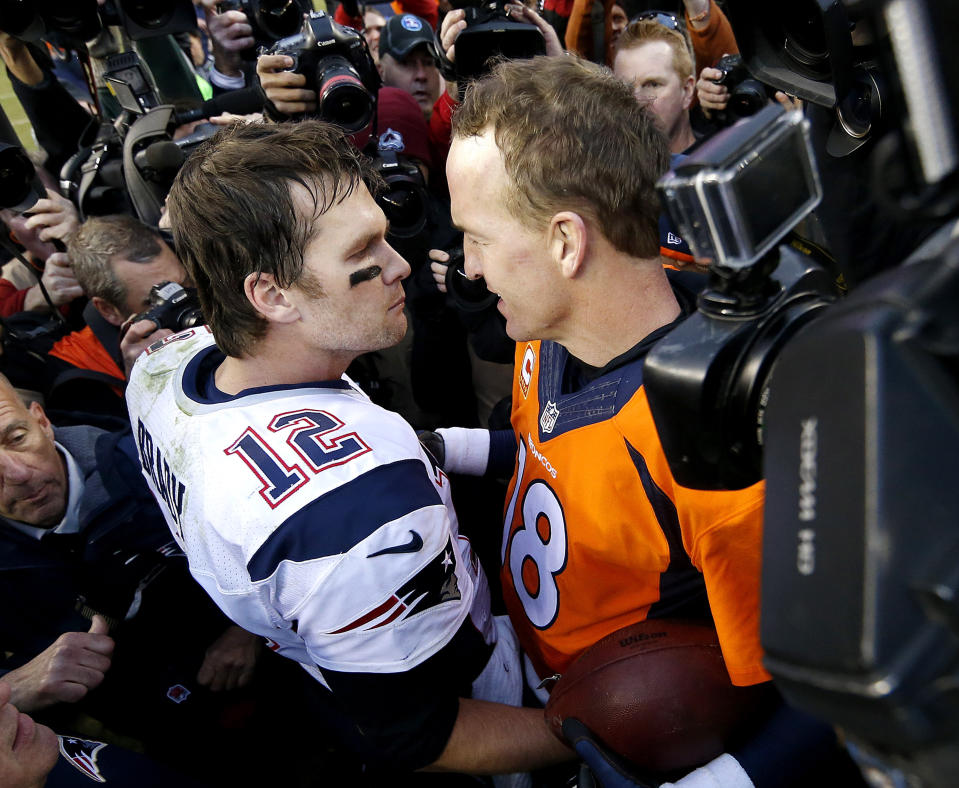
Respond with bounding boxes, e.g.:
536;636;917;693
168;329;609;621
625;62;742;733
256;54;317;116
120;317;173;379
196;625;260;692
696;66;729;117
22;190;79;246
504;3;565;57
774;91;803;114
201;0;254;79
439;9;467;64
22;252;83;312
429;248;450;293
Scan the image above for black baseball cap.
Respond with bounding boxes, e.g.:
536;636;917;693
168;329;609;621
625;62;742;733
379;14;437;61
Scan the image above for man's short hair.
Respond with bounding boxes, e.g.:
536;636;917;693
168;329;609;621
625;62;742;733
67;215;163;308
617;18;694;84
452;56;669;259
167;120;373;358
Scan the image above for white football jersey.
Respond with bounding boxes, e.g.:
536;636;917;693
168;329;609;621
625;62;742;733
125;328;494;688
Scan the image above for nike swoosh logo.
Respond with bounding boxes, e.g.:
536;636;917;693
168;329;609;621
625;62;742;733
368;530;424;558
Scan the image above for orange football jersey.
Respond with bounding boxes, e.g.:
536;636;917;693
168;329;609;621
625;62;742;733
501;339;771;687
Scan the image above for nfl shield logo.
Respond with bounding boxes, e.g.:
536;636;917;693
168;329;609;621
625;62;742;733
540;401;560;433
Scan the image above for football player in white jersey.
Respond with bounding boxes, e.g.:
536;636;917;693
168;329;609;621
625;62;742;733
124;120;572;780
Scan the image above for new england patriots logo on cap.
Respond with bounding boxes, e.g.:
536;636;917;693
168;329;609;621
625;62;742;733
401;14;423;31
59;737;107;782
379;128;406;152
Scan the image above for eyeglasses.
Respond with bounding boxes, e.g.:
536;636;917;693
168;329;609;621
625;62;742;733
629;10;683;31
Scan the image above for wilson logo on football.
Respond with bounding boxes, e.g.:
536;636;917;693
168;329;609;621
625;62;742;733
520;345;535;398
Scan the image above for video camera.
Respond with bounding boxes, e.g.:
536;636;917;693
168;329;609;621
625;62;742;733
0;0;196;43
645;1;959;785
267;10;381;133
440;0;546;90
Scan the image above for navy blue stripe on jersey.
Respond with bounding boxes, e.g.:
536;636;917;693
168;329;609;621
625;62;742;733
626;438;710;622
535;341;647;442
182;344;353;405
247;459;442;581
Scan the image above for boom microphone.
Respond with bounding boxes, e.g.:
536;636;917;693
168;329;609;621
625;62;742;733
174;87;266;124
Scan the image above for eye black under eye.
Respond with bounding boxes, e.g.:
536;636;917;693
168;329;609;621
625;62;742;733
349;266;382;287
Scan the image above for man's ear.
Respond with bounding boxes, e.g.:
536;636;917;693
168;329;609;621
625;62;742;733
548;211;588;279
682;74;696;110
28;400;54;442
244;272;299;324
91;296;126;327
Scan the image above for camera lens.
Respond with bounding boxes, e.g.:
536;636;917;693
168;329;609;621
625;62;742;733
121;0;174;29
778;1;831;80
379;183;427;239
445;249;498;312
0;145;41;212
256;0;304;40
316;56;375;133
729;80;769;118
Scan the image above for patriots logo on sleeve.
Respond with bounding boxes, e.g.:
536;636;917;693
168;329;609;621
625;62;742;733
59;736;107;782
333;536;461;633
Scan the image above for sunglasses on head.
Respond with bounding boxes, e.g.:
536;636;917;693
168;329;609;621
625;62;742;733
630;10;683;30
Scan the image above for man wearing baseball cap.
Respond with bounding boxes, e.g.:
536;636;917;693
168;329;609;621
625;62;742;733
379;13;442;119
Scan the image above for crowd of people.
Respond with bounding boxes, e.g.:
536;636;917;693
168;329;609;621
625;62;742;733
0;0;902;786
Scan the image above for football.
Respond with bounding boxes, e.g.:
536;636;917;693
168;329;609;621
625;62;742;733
545;618;775;776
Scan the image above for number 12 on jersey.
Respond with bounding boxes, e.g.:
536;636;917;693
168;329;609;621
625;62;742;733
225;409;371;508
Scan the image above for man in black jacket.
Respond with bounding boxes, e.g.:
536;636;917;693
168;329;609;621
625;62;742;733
0;373;275;782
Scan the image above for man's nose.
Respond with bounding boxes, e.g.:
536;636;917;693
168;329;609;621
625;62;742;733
464;254;482;281
384;245;412;283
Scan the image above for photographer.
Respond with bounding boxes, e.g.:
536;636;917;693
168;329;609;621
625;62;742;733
0;188;84;318
33;215;189;419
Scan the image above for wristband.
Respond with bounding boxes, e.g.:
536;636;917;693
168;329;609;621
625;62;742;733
435;427;490;475
661;753;754;788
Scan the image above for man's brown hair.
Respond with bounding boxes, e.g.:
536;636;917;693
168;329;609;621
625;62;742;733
167;120;373;358
452;55;669;259
617;18;695;83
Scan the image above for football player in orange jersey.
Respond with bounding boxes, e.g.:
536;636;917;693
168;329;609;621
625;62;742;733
427;55;865;788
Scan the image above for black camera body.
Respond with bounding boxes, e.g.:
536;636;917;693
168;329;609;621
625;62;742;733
132;281;204;333
268;10;381;132
445;0;545;88
713;53;777;122
216;0;312;56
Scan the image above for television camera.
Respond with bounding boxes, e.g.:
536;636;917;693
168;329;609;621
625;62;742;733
645;1;959;785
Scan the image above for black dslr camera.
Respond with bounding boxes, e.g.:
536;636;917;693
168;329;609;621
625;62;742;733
131;282;204;333
267;10;381;132
712;54;777;123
